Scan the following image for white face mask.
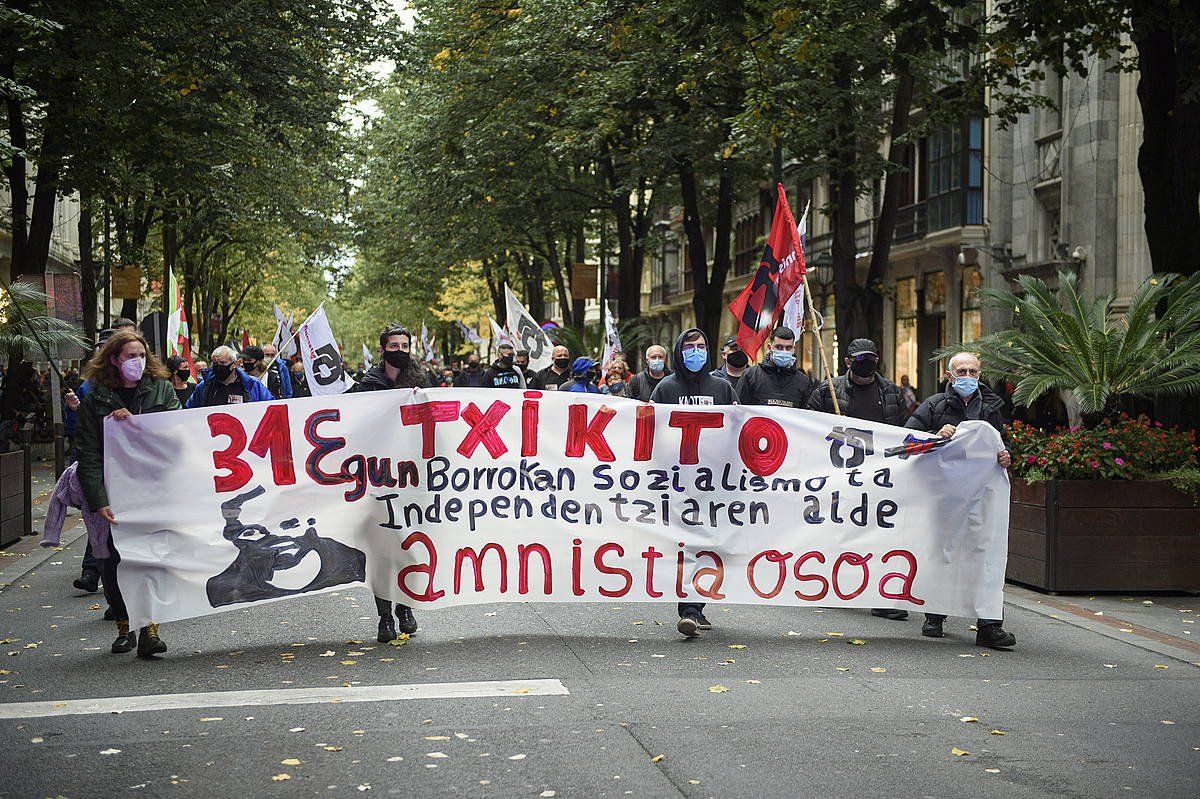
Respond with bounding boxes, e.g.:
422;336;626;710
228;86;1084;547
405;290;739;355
120;356;146;383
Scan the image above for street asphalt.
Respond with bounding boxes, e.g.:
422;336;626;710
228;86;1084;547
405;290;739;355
0;464;1197;798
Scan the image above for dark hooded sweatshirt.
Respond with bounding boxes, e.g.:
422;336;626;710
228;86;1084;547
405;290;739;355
736;359;812;408
649;328;739;406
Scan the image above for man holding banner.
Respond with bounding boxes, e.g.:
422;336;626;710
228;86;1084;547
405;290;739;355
348;324;431;641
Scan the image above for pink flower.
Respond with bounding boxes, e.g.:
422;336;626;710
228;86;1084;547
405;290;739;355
1114;457;1125;466
1026;455;1037;464
1102;442;1112;449
1090;461;1100;469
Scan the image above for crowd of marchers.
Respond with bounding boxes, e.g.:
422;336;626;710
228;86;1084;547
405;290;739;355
32;319;1016;662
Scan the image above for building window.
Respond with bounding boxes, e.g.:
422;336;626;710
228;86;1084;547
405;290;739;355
894;277;919;393
923;271;946;316
733;213;761;276
961;266;982;343
821;292;837;377
925;117;984;231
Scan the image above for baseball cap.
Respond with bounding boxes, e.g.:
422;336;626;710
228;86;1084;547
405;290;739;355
847;338;879;357
723;335;740;350
571;357;597;374
239;345;265;361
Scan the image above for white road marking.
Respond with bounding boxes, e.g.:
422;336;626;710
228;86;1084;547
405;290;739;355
0;679;569;719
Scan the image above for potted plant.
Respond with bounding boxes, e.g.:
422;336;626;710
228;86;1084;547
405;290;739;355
939;270;1200;592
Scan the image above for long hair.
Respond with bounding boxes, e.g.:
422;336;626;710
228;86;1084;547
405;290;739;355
83;330;169;390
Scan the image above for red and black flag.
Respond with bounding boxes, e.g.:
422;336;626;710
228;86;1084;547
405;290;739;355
727;183;806;355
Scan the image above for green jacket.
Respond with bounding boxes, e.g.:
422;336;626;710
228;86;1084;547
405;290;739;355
75;376;180;510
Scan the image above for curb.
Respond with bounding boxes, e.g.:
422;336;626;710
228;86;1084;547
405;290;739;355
0;520;86;593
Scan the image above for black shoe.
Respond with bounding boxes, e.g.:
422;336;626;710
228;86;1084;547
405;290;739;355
103;607;115;621
378;615;397;643
872;608;909;621
922;618;945;638
111;627;137;654
696;613;712;630
396;606;418;636
976;625;1016;649
677;614;701;638
137;624;167;657
73;572;100;593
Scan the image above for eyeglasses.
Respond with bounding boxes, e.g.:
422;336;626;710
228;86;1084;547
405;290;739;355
951;367;981;377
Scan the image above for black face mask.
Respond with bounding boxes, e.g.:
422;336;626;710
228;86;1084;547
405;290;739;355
726;350;749;369
850;358;878;378
500;355;514;368
213;363;233;381
467;361;480;370
242;360;258;373
175;369;190;381
383;350;411;370
554;357;571;370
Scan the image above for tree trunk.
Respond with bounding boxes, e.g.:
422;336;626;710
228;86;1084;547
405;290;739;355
1132;0;1200;277
679;156;735;353
78;191;98;343
830;55;868;365
2;67;31;278
25;126;60;276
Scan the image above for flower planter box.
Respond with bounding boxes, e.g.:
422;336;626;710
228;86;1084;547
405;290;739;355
1007;477;1200;592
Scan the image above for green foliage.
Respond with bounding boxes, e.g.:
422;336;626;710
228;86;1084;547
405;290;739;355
936;271;1200;418
0;279;88;360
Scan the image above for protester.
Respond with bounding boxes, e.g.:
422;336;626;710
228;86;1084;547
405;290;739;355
456;352;488;387
193;358;208;373
530;344;573;390
258;343;293;399
736;326;811;408
483;342;526;388
650;329;738;637
712;335;749;389
899;374;919;415
289;361;311;397
64;319;135;411
185;346;275;407
440;367;455;387
74;330;180;657
514;349;530;377
627;344;670;401
906;351;1016;649
348;324;430;641
602;359;631;397
566;357;601;393
165;356;195;406
807;337;909;622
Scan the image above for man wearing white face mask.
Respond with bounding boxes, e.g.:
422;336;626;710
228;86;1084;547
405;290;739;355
905;350;1015;649
735;326;811;408
627;343;671;402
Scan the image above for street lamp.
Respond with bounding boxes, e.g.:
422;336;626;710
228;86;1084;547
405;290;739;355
811;251;834;297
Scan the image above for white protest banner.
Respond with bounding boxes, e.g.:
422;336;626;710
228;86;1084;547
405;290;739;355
503;284;553;371
105;390;1010;629
297;304;354;395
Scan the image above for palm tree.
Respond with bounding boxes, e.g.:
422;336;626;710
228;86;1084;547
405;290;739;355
0;278;89;363
937;270;1200;426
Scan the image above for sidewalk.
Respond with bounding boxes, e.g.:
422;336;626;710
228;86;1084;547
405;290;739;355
0;456;86;591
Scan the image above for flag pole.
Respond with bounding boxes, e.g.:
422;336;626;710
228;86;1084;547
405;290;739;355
801;272;841;415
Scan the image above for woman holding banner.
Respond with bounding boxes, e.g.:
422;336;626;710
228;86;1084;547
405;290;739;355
75;331;181;658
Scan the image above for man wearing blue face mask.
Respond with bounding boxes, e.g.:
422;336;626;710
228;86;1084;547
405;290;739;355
649;328;738;637
735;326;812;409
906;351;1015;649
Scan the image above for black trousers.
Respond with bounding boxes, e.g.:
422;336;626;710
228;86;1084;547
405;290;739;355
99;534;127;622
375;597;412;617
925;613;1002;627
678;602;705;618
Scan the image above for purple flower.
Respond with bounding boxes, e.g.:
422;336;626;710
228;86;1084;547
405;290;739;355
1090;461;1100;469
1114;457;1125;466
1102;442;1112;450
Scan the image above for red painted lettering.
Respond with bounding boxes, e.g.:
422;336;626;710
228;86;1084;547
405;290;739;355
400;400;461;458
565;403;617;461
747;549;792;599
594;543;633;597
247;404;296;486
878;549;924;605
737;417;788;476
517;543;552;595
397;531;445;602
633;405;655;461
454;543;508;594
793;550;829;601
831;552;873;600
668;411;725;464
521;392;541;457
641;546;664;598
692;550;726;599
209;413;252;493
458;401;511;458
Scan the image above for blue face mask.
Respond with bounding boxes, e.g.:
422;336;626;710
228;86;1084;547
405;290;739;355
770;350;796;369
682;348;708;373
952;375;979;397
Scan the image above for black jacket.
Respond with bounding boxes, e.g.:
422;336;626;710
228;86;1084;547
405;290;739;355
649;328;739;406
530;365;572;391
806;373;908;426
904;383;1008;439
627;369;668;402
736;361;812;409
456;365;488;388
348;363;430;392
482;359;525;389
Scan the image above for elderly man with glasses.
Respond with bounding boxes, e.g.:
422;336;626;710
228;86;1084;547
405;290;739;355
905;350;1016;649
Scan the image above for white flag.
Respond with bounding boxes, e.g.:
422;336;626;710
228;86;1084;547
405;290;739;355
503;283;553;371
272;305;298;358
362;342;373;368
297;304;355;395
781;201;809;335
420;323;436;363
601;304;623;371
487;316;512;348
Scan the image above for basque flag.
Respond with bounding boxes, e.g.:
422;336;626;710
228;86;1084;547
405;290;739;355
728;183;805;355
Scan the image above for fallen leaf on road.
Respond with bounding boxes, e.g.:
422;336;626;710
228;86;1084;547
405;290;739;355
199;717;223;722
424;736;450;741
835;667;851;672
651;754;665;763
728;644;747;650
1103;664;1116;669
951;747;970;756
280;758;301;766
509;753;526;760
688;780;701;785
745;679;761;685
289;727;305;733
990;730;1006;736
871;668;887;673
984;768;1000;773
825;632;843;637
848;639;866;646
340;660;357;666
319;651;335;657
708;685;729;693
513;688;531;694
386;756;403;762
426;752;448;758
100;748;121;755
89;604;101;610
271;774;290;782
388;636;409;647
960;716;978;723
324;746;343;752
1161;720;1175;725
1155;664;1168;670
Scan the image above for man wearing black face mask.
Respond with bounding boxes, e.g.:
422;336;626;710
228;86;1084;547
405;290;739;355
531;344;573;390
348;325;430;641
456;352;487;387
165;356;195;406
483;342;526;389
711;335;750;389
807;337;909;622
186;346;275;408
